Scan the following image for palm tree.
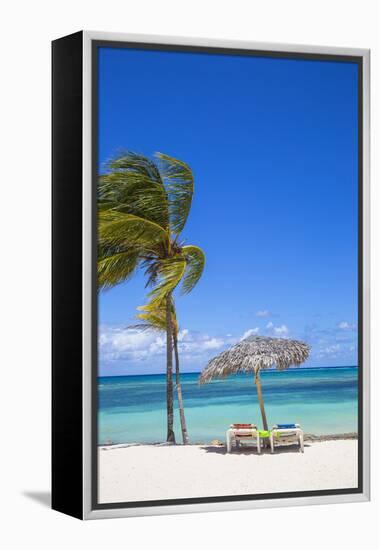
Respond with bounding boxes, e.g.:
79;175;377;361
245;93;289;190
98;152;205;443
133;299;190;445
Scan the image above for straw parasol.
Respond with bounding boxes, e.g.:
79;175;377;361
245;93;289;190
199;336;310;430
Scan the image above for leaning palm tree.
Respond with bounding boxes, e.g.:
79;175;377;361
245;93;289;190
132;299;190;445
98;152;205;443
199;336;310;431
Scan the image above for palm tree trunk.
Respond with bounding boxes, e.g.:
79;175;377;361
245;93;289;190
254;371;268;431
173;331;189;445
166;293;176;443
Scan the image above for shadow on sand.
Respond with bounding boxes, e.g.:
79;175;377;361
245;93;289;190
22;491;51;508
200;444;311;456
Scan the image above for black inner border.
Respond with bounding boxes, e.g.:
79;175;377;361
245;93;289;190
91;40;363;511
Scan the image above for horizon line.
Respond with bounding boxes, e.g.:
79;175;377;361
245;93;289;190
98;365;358;379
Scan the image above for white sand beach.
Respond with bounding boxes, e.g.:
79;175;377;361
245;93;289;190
98;439;358;503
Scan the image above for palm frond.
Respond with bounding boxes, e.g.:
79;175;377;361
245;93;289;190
148;258;187;306
99;211;168;252
127;323;163;333
155;152;194;234
134;299;179;334
99;152;169;229
98;250;139;289
97;200;116;212
181;245;205;294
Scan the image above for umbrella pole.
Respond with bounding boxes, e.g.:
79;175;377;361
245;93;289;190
254;371;269;432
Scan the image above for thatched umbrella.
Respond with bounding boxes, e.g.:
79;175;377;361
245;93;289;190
199;336;310;431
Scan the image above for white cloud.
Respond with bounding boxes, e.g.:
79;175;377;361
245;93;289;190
274;324;288;335
202;337;225;350
338;321;355;330
99;327;165;363
240;327;260;340
321;344;341;355
315;342;358;360
99;325;226;367
305;322;358;363
263;321;289;337
177;328;189;341
99;318;358;374
256;310;271;317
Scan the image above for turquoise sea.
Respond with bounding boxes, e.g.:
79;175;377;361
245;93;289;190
98;366;358;445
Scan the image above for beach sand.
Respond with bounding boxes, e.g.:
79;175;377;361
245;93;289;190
98;439;358;504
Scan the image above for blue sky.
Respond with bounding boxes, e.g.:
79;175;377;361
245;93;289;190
97;46;359;376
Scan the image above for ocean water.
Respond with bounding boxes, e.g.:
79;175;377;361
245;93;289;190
98;367;358;445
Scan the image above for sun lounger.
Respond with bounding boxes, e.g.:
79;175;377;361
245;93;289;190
270;423;304;453
226;424;261;454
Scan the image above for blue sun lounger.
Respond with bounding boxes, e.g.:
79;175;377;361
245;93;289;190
270;423;304;453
